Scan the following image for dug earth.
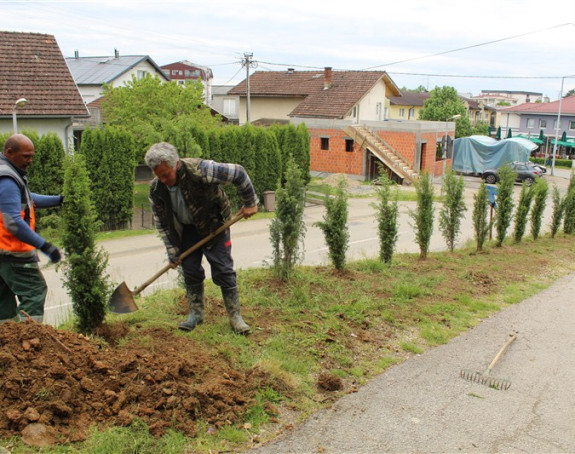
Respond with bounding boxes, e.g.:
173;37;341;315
0;318;270;447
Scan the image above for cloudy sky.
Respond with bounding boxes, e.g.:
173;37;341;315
2;0;575;99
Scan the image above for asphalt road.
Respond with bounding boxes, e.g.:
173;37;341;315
250;271;575;453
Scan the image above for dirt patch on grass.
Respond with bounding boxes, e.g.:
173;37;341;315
0;320;268;446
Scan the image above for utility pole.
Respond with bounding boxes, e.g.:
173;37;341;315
241;52;257;124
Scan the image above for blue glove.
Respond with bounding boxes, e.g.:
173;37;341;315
40;241;62;264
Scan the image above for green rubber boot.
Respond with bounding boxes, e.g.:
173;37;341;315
221;286;250;335
178;283;204;332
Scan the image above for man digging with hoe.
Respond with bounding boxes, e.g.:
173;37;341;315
145;142;258;334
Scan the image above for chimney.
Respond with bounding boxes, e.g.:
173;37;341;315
114;48;119;58
323;67;332;90
74;50;79;59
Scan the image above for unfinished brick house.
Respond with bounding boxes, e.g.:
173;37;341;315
229;67;453;184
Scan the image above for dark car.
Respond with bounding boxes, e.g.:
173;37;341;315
481;162;543;186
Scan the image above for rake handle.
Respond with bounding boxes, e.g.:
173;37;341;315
132;211;245;297
487;332;517;372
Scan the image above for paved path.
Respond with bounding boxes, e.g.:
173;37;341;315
251;271;575;453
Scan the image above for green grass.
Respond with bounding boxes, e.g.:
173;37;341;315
9;225;575;453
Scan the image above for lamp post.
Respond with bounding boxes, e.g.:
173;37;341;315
12;98;27;133
442;114;461;178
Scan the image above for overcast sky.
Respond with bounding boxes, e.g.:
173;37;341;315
2;0;575;99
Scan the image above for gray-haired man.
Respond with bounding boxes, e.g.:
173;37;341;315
145;142;258;334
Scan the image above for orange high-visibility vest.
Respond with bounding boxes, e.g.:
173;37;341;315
0;159;36;257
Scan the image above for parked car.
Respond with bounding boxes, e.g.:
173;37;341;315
481;162;543;186
527;161;547;174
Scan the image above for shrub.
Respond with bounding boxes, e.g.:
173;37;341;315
513;182;534;243
269;158;306;280
409;172;434;260
314;180;349;270
372;174;399;264
530;179;549;240
472;181;490;252
550;186;565;238
439;170;467;252
61;154;110;333
494;164;516;246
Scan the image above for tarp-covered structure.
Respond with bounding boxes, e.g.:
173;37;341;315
452;136;537;174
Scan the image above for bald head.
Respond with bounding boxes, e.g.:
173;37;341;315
3;134;35;171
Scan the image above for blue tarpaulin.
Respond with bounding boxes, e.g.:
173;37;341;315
452;136;537;174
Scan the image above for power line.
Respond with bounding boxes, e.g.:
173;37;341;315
387;71;575;80
362;23;575;70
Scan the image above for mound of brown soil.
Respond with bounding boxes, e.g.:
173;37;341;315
0;320;263;445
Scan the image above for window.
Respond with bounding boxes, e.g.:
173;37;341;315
321;137;329;150
376;102;382;119
185;70;191;77
177;80;185;86
345;139;354;152
223;99;236;116
527;118;535;129
554;119;558;129
408;108;415;119
399;108;405;118
540;119;547;128
570;121;575;131
137;70;149;80
171;70;178;75
179;70;183;75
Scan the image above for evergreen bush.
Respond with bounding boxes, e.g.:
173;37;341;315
269;158;306;280
61;154;110;333
439;170;467;252
530;179;548;240
472;181;490;252
409;172;434;260
513;182;534;243
494;164;516;247
314;180;349;270
373;174;399;263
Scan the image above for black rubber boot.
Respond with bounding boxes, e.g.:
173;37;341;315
178;283;204;332
221;286;250;334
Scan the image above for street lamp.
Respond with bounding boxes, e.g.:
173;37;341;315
442;114;461;179
12;98;27;133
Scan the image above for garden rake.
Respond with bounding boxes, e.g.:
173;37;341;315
460;332;517;390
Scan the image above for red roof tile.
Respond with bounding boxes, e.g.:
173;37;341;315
229;69;400;119
501;95;575;115
0;31;88;118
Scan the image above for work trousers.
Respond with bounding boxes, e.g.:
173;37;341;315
0;261;47;321
180;224;236;289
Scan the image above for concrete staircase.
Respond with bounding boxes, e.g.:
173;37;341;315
344;125;419;185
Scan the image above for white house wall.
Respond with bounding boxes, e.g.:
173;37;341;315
0;118;77;152
237;97;303;125
353;80;388;122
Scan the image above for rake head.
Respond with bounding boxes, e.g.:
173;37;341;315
460;369;512;391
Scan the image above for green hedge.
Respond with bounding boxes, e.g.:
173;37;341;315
532;157;573;168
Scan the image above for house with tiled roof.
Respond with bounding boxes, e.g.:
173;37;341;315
65;50;169;129
161;60;213;106
65;50;169;105
500;95;575;157
230;68;455;183
0;31;89;150
229;67;400;124
389;91;497;127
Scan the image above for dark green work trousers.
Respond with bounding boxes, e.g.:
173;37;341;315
0;261;47;322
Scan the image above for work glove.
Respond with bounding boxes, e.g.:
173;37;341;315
40;241;62;264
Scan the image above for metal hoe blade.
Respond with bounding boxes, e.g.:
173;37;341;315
109;281;139;314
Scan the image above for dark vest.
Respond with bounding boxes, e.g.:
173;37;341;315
149;158;231;242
